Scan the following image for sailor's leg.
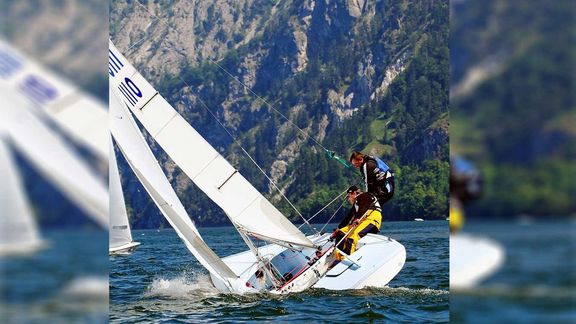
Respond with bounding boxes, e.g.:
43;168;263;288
333;226;350;261
348;221;371;254
348;211;383;253
357;223;378;237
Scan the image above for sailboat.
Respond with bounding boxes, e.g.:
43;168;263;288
109;41;406;293
0;134;46;256
109;140;140;254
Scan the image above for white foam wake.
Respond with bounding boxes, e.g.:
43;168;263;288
144;273;219;299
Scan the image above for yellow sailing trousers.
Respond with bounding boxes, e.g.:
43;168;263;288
450;198;464;233
335;210;382;260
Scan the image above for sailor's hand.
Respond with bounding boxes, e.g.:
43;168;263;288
329;230;337;241
352;219;360;226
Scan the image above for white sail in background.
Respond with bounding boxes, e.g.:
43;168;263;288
109;41;314;249
0;135;44;256
109;139;139;252
0;87;108;228
0;38;108;158
110;88;237;281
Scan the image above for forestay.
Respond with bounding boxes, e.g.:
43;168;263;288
110;88;238;283
109;140;134;250
109;41;314;249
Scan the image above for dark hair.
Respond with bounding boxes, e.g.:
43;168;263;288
349;151;364;162
347;185;360;194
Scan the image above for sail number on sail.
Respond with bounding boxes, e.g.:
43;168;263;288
108;48;144;108
0;44;60;106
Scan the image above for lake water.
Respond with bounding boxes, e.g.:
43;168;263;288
110;220;449;322
450;220;576;323
0;229;109;322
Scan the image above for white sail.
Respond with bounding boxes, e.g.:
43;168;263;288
0;135;44;256
0;38;108;158
0;86;108;228
109;139;137;251
110;87;238;282
109;41;314;249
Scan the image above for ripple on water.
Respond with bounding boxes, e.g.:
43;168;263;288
111;223;449;322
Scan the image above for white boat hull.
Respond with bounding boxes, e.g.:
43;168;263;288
450;233;504;288
211;233;406;293
314;234;406;290
109;241;141;255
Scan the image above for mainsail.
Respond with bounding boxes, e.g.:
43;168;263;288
110;87;238;283
0;86;108;228
109;41;314;249
0;38;108;158
0;135;44;256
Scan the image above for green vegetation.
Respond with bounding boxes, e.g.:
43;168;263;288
451;0;575;218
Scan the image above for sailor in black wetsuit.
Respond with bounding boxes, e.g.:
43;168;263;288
349;151;395;206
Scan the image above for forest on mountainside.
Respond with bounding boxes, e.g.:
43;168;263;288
450;0;575;218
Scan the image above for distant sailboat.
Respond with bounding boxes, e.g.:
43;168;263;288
109;140;140;254
109;41;406;293
0;135;45;256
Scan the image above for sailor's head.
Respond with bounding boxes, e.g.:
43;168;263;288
346;185;361;203
349;151;364;169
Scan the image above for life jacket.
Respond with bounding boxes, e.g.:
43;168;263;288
373;156;390;181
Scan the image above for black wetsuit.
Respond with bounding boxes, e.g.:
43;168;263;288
359;155;395;205
338;192;380;229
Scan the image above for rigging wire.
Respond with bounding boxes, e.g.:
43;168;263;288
319;200;346;234
298;189;347;230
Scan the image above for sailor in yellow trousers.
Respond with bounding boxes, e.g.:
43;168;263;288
449;155;483;233
331;186;382;260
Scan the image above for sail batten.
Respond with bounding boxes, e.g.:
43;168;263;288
109;41;314;249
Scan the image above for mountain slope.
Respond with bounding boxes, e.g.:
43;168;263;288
111;0;449;226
